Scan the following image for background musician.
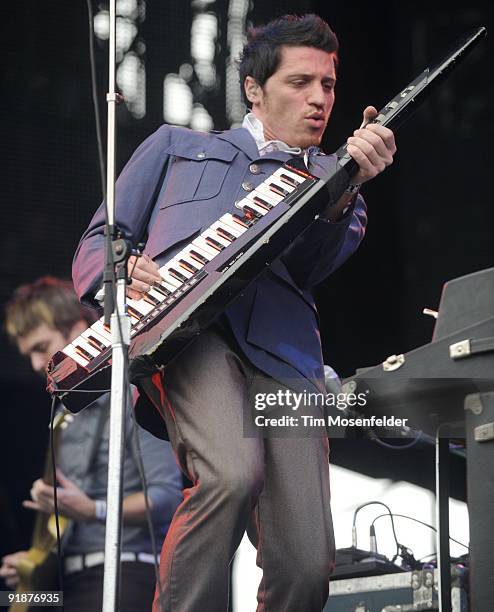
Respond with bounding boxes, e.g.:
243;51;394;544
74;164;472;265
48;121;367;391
0;277;183;611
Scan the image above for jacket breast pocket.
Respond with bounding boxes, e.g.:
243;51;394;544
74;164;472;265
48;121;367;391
159;142;237;208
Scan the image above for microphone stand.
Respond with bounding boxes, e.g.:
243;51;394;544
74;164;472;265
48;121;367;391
101;2;131;610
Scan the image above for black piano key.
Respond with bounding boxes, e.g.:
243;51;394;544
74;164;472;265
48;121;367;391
179;258;200;274
279;172;299;187
168;267;189;283
252;195;273;210
127;306;143;321
152;282;171;297
190;249;210;265
143;292;161;306
215;227;236;242
231;213;252;228
86;335;106;351
74;345;94;361
243;204;262;219
268;182;289;197
205;237;225;251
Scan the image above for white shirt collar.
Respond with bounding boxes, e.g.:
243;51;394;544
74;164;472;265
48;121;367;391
241;112;303;157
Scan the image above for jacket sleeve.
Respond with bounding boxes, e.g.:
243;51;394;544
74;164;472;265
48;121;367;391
72;125;172;305
280;193;367;289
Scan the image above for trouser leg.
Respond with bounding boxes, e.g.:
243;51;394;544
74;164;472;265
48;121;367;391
147;329;264;612
250;372;335;612
62;562;156;612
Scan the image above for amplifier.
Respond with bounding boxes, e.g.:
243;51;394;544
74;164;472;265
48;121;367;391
324;567;468;611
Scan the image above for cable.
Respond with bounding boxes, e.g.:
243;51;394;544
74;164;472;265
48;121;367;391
49;397;64;594
339;404;424;450
371;512;470;551
53;388;112;394
368;429;424;451
352;501;400;562
417;552;438;562
86;0;106;202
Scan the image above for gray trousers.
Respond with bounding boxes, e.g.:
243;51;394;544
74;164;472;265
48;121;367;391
144;327;335;612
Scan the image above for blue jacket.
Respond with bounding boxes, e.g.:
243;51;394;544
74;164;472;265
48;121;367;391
73;125;367;424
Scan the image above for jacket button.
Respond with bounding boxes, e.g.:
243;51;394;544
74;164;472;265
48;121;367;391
197;151;206;159
242;181;254;192
249;163;260;175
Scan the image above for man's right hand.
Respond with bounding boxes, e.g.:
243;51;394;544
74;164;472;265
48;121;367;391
0;551;28;588
127;254;162;300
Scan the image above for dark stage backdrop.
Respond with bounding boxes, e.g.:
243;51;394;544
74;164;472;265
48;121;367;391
0;0;491;568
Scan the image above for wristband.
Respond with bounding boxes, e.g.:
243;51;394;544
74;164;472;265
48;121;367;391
94;499;107;522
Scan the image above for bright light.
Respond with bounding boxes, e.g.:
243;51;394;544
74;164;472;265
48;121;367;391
190;104;213;132
94;12;138;52
94;10;110;40
117;0;138;19
163;75;193;126
226;0;249;126
191;13;217;62
116;17;138;61
194;61;216;89
117;53;146;119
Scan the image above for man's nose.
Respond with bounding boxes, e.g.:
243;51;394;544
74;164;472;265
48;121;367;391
307;83;326;107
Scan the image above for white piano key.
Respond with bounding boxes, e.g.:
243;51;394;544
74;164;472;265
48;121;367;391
127;297;155;316
219;214;247;236
92;319;113;343
72;336;101;359
163;261;194;280
237;197;269;217
210;220;239;241
246;192;274;210
251;183;281;203
62;343;90;368
82;326;110;348
143;287;167;305
273;166;306;185
192;236;221;258
266;175;295;194
151;283;173;299
255;183;285;204
159;269;183;288
186;243;213;261
202;229;231;248
176;252;205;272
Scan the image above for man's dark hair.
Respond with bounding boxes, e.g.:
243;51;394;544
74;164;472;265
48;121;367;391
238;14;339;107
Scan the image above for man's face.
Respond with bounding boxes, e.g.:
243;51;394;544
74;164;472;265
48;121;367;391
17;323;72;374
245;45;337;149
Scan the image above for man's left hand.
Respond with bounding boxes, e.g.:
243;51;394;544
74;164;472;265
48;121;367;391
23;470;96;522
346;106;396;185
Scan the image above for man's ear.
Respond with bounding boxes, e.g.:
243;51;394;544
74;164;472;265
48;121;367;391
68;319;88;343
244;76;262;105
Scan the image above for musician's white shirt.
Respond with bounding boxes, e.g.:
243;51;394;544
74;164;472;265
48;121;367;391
242;112;304;156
